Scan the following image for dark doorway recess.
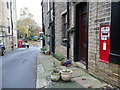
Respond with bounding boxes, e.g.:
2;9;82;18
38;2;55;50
110;2;120;65
49;2;55;55
74;2;89;69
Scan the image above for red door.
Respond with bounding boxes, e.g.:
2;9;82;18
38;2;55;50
80;13;87;64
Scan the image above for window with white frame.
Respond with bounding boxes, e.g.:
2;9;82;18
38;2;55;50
62;13;67;46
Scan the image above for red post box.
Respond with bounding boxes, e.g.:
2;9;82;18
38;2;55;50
18;40;22;48
99;25;110;64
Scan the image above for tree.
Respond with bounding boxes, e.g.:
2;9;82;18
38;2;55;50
17;7;41;40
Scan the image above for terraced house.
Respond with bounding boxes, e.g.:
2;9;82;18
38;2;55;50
0;0;17;51
41;0;120;87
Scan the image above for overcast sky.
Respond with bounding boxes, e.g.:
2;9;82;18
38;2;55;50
16;0;42;27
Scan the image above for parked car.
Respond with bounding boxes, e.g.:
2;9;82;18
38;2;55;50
0;44;5;56
22;42;26;48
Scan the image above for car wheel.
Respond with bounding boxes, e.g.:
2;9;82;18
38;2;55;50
1;51;4;56
1;48;5;56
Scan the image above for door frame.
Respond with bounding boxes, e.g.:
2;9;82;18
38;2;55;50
110;2;120;65
74;2;89;70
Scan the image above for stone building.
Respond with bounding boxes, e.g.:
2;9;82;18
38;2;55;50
41;0;120;87
0;0;17;51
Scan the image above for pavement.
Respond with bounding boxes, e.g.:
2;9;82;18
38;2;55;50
36;52;108;89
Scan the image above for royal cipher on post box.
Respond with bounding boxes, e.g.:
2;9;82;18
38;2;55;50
99;25;110;64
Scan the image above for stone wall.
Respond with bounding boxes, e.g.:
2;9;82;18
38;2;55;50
43;1;74;59
54;2;67;57
69;2;75;60
42;1;120;87
54;2;74;59
42;1;50;50
88;2;120;87
0;0;17;51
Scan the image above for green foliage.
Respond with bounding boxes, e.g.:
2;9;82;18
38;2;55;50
41;48;47;52
52;62;59;74
33;39;38;41
42;35;46;40
37;37;40;40
52;70;59;73
68;27;75;33
17;7;42;39
26;37;32;40
54;53;65;61
62;69;71;73
26;37;39;41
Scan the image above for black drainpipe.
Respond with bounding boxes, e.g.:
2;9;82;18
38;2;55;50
86;2;89;70
10;1;14;50
67;1;70;59
49;1;52;54
49;1;55;55
41;1;45;47
52;1;55;55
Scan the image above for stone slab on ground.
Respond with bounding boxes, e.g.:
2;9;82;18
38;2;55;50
73;76;107;88
36;53;108;88
36;62;47;88
46;80;84;88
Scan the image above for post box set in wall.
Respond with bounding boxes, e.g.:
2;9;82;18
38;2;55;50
100;25;110;64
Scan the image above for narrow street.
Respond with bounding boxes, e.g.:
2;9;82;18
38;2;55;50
0;0;120;89
2;46;40;88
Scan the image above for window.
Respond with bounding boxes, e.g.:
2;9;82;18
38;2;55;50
62;13;67;46
8;26;10;33
110;2;120;65
50;9;53;21
7;18;10;33
7;2;9;9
